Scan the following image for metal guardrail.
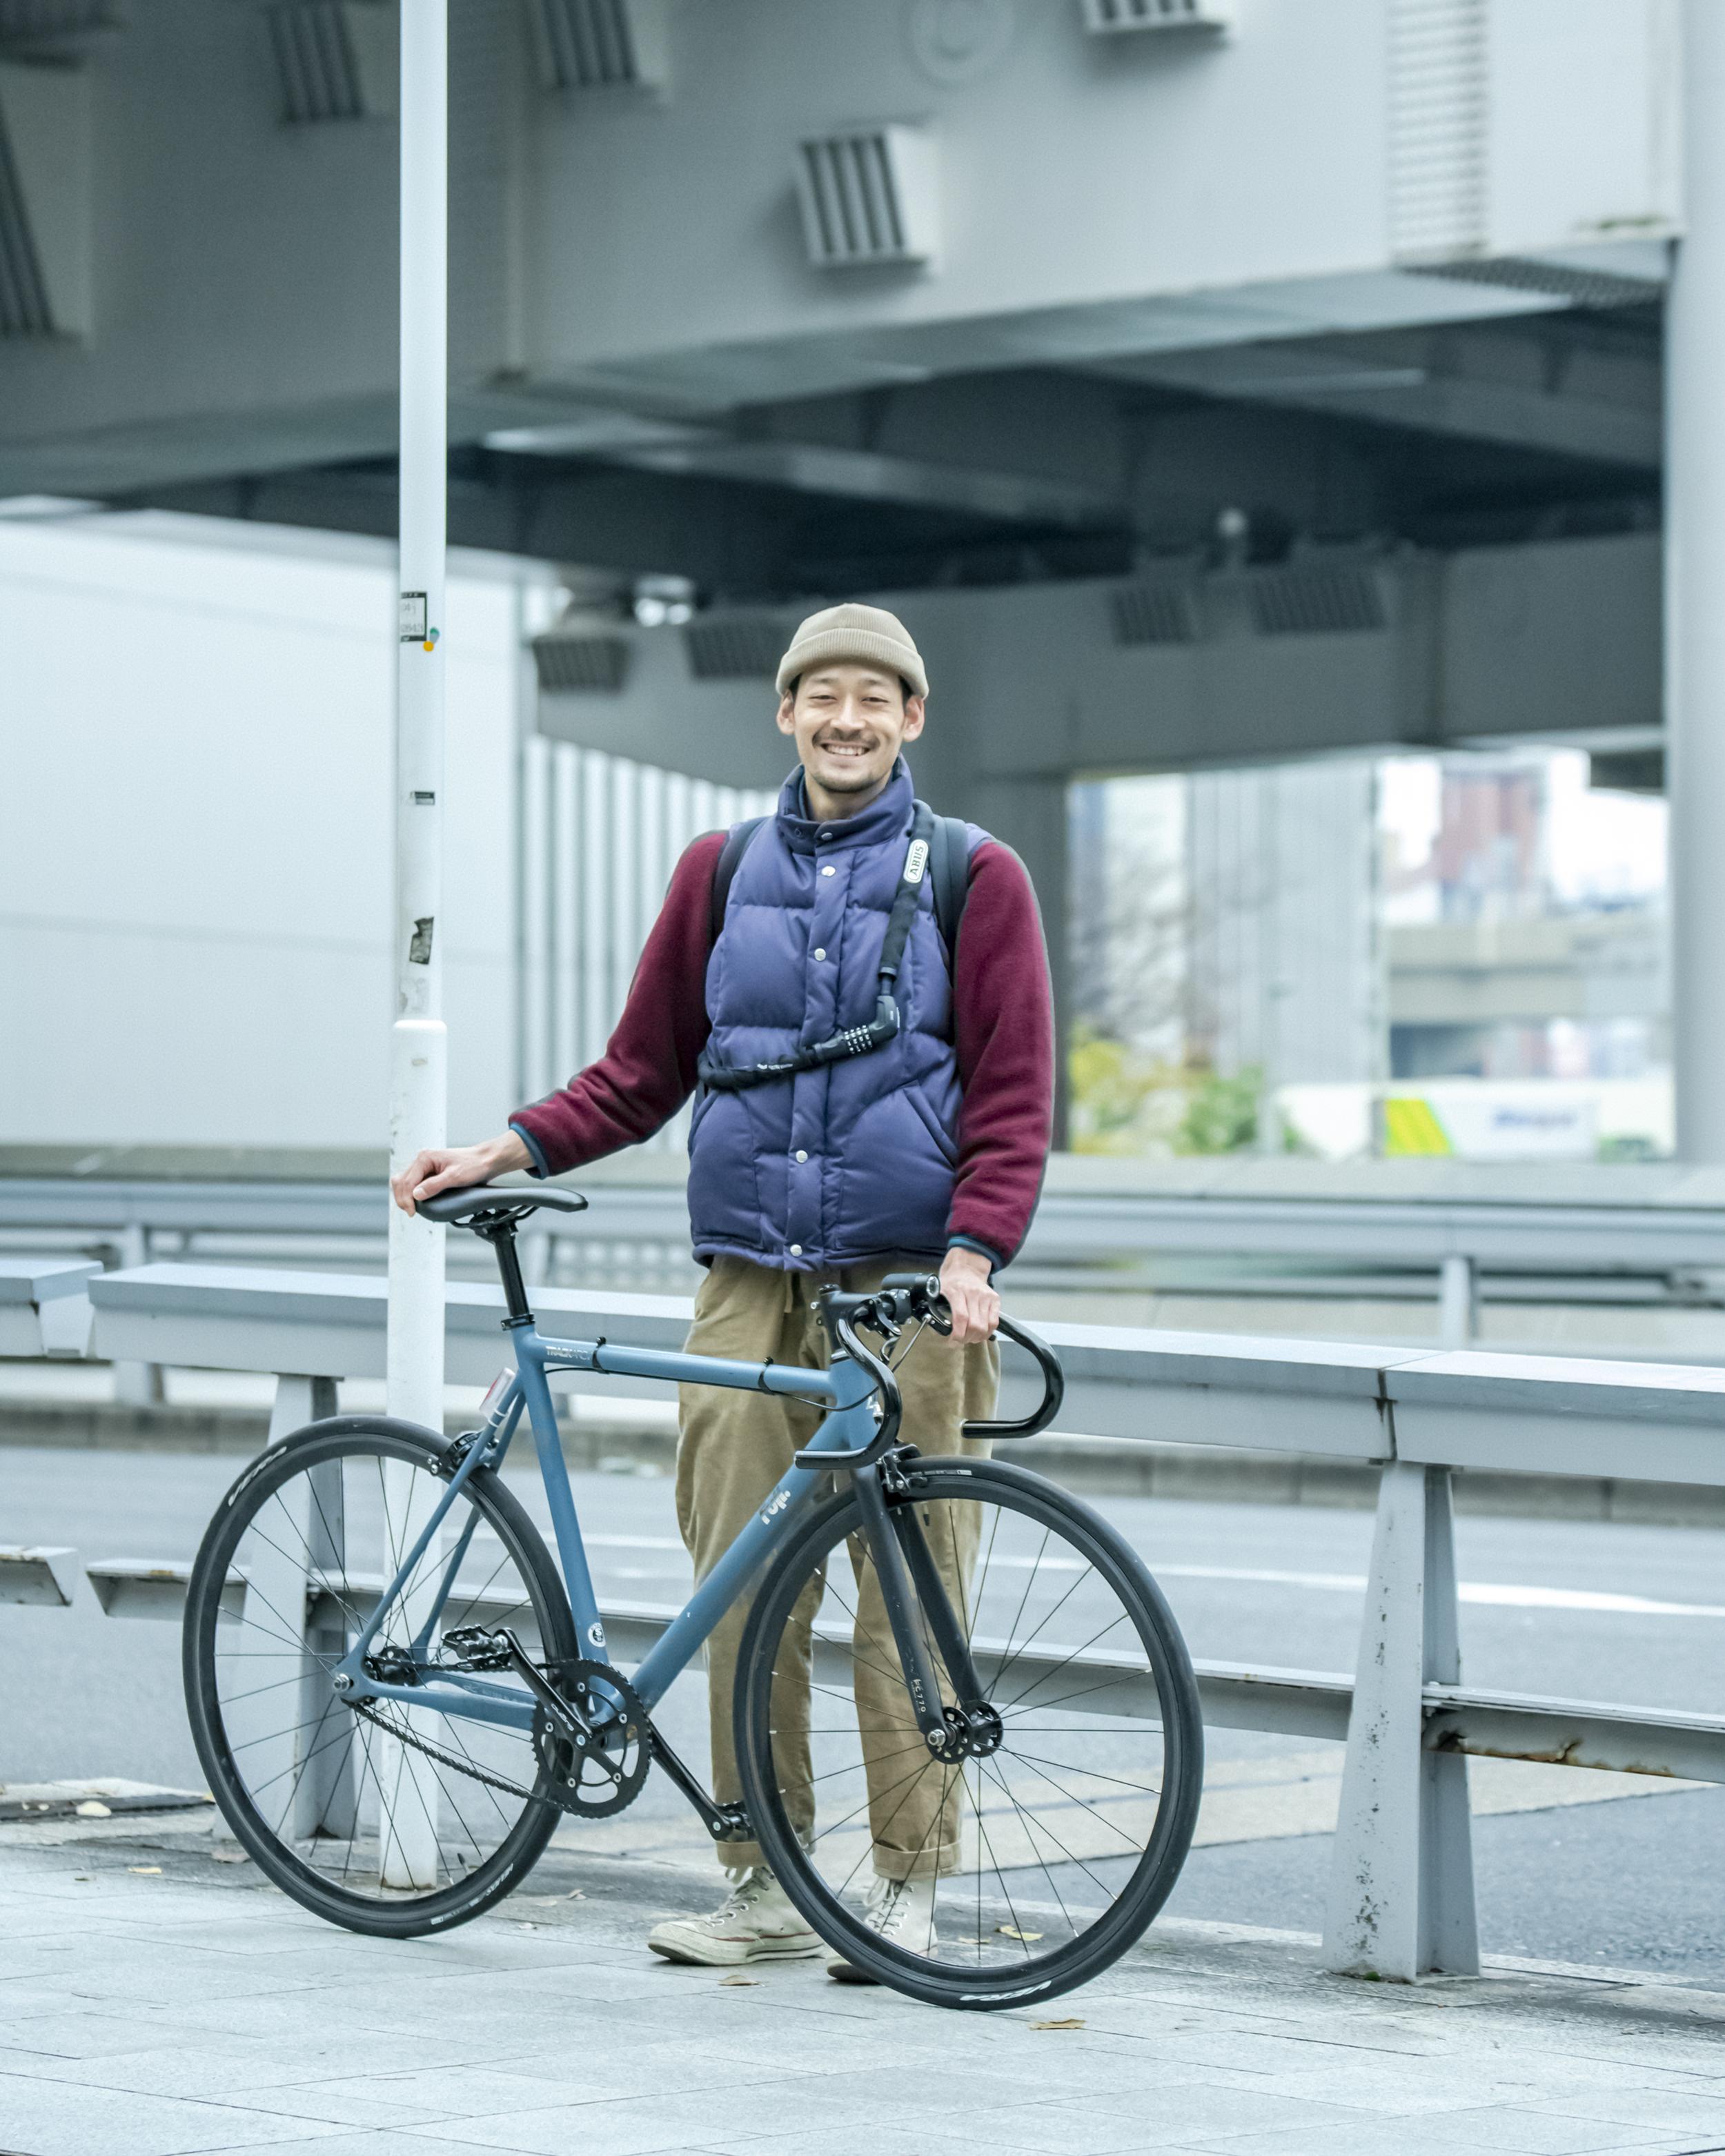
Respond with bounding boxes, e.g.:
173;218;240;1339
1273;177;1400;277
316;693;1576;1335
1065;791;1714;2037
17;1160;1725;1352
21;1163;1725;1269
0;1256;99;1358
57;1260;1725;1981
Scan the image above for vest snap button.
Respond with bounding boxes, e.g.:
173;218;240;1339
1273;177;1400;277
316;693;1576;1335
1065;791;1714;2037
789;1244;803;1256
820;864;836;876
795;1149;808;1163
813;947;826;960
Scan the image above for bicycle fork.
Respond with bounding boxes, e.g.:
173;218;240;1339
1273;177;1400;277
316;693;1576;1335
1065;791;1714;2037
852;1461;1000;1763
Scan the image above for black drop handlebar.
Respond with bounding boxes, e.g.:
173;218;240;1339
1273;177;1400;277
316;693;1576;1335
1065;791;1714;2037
791;1272;1065;1472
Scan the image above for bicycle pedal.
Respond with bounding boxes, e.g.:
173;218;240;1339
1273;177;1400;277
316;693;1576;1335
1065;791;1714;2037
440;1625;515;1671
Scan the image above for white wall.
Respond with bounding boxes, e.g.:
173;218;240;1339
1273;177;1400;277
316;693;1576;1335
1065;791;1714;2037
0;513;526;1148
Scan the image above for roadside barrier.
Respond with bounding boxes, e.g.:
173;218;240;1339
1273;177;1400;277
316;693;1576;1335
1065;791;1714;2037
34;1259;1725;1980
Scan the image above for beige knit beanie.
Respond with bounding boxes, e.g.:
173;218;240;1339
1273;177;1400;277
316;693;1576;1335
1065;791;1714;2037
775;602;928;700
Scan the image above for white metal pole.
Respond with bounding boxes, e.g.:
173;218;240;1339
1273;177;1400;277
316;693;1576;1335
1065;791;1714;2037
1670;2;1725;1161
382;0;448;1891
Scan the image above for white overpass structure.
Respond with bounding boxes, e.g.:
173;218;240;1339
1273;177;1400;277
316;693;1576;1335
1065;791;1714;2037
3;0;1723;1145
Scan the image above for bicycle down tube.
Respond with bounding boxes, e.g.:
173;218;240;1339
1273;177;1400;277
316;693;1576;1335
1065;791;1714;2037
333;1318;875;1731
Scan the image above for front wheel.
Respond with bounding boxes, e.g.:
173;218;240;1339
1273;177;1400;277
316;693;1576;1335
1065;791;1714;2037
734;1455;1203;2010
183;1416;578;1937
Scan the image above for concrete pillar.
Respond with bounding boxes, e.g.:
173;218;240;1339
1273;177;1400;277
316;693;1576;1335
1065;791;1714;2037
1669;1;1725;1161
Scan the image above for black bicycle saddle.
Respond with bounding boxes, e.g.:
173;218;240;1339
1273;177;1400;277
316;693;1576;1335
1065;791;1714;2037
416;1182;589;1227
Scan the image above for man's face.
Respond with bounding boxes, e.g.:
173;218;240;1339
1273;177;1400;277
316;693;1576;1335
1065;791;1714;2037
776;663;925;805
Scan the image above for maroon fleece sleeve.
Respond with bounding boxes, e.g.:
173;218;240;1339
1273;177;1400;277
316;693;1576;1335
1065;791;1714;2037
509;832;722;1176
947;840;1055;1269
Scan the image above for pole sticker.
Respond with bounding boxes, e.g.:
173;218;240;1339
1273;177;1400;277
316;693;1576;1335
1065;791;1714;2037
399;592;428;642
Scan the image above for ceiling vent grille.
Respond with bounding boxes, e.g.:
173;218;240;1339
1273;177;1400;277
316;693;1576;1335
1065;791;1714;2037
266;1;395;123
796;126;938;270
531;0;668;93
1080;0;1232;34
1110;580;1199;648
1250;564;1386;637
0;61;90;337
1423;255;1662;310
532;630;632;693
0;0;122;46
683;615;786;682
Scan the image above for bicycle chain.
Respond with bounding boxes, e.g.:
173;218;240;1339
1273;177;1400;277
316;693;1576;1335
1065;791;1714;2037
349;1700;533;1804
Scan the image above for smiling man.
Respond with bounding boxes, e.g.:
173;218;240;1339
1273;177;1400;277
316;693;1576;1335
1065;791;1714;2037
392;602;1054;1976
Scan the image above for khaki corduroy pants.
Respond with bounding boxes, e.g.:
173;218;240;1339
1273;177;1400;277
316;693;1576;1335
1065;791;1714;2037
676;1254;997;1880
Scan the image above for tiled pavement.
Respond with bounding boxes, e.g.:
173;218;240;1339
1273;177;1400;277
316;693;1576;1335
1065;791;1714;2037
7;1823;1725;2156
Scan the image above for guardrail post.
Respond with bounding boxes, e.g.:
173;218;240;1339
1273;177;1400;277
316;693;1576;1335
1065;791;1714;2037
226;1375;340;1843
1322;1460;1479;1979
112;1225;164;1407
1438;1256;1477;1348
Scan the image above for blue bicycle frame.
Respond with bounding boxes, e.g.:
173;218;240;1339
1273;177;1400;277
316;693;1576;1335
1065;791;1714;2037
331;1313;880;1740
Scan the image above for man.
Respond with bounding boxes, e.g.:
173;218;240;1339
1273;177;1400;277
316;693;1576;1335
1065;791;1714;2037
393;602;1054;1976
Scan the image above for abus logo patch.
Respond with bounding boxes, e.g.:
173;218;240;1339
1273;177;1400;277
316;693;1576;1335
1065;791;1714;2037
903;840;929;884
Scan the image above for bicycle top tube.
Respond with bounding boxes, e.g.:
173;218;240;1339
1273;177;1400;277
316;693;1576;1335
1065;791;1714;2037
526;1324;848;1406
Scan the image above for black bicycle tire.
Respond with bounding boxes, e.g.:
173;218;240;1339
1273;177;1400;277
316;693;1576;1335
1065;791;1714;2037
183;1416;578;1939
734;1454;1203;2011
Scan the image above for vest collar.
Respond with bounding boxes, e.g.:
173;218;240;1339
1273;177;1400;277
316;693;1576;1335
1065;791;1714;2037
776;756;915;857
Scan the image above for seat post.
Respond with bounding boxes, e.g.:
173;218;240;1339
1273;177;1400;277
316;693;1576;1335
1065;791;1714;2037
480;1221;534;1325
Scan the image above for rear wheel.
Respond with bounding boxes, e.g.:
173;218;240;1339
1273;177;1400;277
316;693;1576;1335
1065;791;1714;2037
184;1417;577;1937
735;1455;1203;2010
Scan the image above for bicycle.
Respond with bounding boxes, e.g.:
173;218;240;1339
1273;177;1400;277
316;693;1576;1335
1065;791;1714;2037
183;1182;1203;2010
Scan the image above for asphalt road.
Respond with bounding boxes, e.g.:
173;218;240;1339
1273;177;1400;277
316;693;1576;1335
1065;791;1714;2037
7;1443;1724;1981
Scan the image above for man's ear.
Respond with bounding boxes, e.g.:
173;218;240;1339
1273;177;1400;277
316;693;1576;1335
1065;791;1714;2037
901;694;927;742
774;694;796;738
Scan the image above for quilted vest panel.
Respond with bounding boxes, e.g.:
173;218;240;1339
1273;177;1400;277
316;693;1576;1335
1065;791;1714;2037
687;760;979;1271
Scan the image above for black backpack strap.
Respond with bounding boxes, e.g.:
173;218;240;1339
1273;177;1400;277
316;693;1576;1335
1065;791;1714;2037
708;815;768;947
925;809;972;957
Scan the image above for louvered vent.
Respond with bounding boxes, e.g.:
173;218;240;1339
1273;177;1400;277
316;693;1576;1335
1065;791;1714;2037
1110;581;1199;648
1250;565;1386;637
1388;0;1486;261
0;61;88;337
0;102;48;336
533;631;631;693
796;126;938;271
1081;0;1232;34
531;0;667;92
683;616;786;682
267;1;395;124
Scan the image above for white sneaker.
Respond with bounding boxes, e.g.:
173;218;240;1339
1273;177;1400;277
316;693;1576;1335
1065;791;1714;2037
826;1873;938;1982
646;1867;821;1967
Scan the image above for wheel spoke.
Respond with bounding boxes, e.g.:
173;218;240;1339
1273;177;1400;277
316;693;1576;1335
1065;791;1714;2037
738;1463;1200;2002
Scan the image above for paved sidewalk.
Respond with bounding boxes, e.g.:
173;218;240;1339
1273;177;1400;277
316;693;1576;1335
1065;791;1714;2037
7;1819;1725;2156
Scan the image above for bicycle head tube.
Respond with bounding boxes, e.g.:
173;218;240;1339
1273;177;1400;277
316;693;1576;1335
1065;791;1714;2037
791;1289;904;1472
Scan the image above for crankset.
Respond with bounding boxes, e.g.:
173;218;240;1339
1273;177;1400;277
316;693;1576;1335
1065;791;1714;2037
528;1656;651;1819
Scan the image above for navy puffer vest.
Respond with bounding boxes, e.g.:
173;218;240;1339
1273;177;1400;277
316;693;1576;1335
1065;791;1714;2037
688;760;980;1272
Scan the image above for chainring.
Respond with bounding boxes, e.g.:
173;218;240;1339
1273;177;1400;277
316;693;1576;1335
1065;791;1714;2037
533;1659;651;1819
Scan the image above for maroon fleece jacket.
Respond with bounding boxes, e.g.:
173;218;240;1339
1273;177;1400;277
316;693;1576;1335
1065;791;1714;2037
511;831;1054;1268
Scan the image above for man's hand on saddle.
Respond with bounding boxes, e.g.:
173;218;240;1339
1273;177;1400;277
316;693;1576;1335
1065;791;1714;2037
391;1131;532;1216
938;1245;1000;1346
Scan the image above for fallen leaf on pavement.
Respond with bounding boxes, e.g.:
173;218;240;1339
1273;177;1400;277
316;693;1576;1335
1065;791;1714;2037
1032;2018;1085;2030
997;1925;1043;1941
127;1866;163;1877
75;1801;112;1818
210;1849;250;1865
719;1976;761;1987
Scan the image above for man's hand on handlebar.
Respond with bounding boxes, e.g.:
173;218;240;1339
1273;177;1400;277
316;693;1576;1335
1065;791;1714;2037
391;1131;531;1216
938;1245;1000;1347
